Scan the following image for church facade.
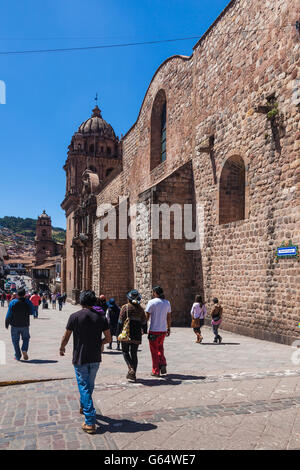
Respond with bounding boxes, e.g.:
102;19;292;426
62;0;300;345
31;211;63;290
35;210;62;264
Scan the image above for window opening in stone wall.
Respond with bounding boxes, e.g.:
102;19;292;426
161;103;166;162
150;89;167;171
219;155;246;225
106;168;113;177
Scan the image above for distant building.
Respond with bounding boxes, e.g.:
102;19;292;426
35;210;63;264
30;210;63;291
0;245;8;276
4;259;31;275
31;256;61;293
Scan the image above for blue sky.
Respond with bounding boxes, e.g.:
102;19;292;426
0;0;229;228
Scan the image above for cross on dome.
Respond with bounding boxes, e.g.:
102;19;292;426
92;105;102;117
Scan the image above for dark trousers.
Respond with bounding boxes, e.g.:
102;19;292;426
11;326;30;360
212;324;221;342
109;327;120;348
122;343;139;372
33;306;39;318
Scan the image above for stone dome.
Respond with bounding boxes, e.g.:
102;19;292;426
77;105;116;139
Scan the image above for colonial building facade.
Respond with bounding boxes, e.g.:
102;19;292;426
35;211;62;264
32;211;63;291
61;105;122;302
62;0;300;344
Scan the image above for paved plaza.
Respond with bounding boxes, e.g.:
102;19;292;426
0;302;300;450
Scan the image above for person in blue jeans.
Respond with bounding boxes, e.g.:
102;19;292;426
59;290;111;434
5;287;34;361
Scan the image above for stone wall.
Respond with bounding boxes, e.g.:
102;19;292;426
192;0;300;344
92;0;300;343
65;212;75;301
151;162;198;326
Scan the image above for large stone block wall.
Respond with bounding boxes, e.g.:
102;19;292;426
191;0;300;343
135;189;153;304
151;162;198;326
65;212;75;300
92;0;300;343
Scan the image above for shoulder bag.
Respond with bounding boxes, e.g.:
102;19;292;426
118;305;131;342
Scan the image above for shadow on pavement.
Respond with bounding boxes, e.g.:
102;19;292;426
95;414;157;434
135;373;206;386
164;374;206;381
102;351;123;355
21;359;58;364
200;342;240;346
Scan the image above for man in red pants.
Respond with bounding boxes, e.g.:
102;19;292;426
146;286;171;377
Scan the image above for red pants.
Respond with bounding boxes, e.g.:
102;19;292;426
149;331;167;375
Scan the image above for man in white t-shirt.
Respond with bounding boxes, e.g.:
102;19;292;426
145;286;171;377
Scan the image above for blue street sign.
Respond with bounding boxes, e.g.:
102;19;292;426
277;246;297;257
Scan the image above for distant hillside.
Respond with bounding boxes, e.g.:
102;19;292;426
0;216;66;244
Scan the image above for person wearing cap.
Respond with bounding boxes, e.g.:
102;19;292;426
146;286;171;377
118;289;147;382
106;298;121;350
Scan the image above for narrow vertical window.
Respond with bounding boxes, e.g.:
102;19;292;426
219;155;246;224
161;103;166;162
150;89;167;170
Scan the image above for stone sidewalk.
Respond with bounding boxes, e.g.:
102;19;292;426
0;303;300;450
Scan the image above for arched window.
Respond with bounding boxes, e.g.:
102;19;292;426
219;155;246;224
161;102;166;162
107;147;111;156
150;89;167;170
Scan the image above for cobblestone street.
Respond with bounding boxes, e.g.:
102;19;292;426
0;302;300;450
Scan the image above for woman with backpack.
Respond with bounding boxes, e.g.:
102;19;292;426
118;290;147;382
190;295;207;343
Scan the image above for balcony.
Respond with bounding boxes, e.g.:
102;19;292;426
72;233;92;247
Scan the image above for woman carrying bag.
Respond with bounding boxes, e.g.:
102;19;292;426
191;295;207;343
118;289;147;382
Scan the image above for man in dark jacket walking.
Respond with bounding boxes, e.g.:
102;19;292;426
5;288;34;361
